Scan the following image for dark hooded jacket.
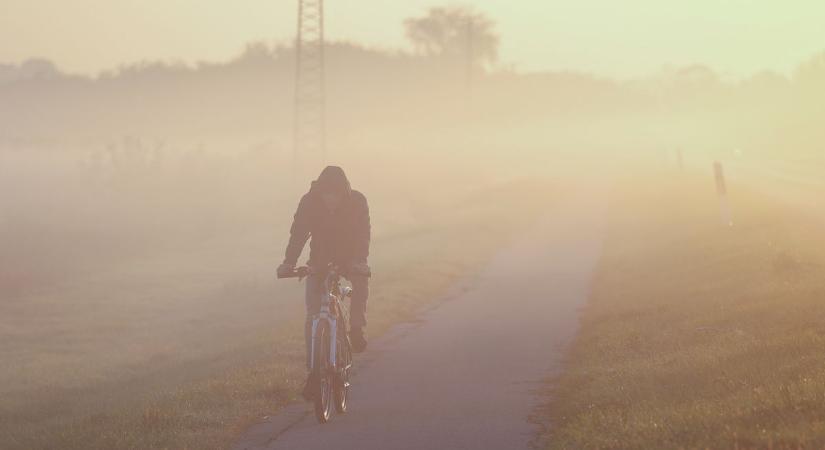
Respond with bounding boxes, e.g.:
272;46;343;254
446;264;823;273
283;166;370;268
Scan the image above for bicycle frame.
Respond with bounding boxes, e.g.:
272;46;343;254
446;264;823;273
308;267;353;373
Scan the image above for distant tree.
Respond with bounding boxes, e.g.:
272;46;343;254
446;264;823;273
0;58;62;84
794;51;825;88
404;6;499;67
235;42;276;65
19;58;60;79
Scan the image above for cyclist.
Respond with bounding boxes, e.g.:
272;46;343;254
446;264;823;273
277;166;371;398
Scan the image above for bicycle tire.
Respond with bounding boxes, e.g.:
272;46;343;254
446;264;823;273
334;335;352;413
313;322;333;424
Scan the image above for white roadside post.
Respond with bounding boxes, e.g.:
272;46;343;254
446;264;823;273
714;161;733;227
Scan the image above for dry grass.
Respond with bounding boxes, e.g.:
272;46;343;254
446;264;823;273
1;178;551;450
539;171;825;449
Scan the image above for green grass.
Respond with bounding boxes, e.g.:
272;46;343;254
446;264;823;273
539;172;825;450
1;179;552;450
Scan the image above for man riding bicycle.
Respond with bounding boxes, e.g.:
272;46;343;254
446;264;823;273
277;166;371;398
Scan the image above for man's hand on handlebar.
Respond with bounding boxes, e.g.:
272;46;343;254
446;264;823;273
277;263;296;279
278;264;311;280
278;262;369;279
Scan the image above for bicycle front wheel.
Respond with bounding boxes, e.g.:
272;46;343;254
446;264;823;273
334;334;352;413
313;322;334;424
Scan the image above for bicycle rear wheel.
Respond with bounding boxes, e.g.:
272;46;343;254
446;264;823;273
313;322;333;424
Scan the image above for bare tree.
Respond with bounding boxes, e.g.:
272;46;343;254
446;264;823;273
404;6;499;67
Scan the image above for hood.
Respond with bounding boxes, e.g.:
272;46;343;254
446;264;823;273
310;165;352;197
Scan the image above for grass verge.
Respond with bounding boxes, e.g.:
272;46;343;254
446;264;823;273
539;172;825;449
3;179;552;450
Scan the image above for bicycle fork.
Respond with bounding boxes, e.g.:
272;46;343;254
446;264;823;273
309;312;337;373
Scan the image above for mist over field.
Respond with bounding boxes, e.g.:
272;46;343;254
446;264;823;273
2;4;825;449
4;34;824;292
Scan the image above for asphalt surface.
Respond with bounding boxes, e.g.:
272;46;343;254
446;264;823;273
234;193;606;450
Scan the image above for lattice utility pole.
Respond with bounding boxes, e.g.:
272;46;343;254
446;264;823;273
466;18;474;92
293;0;326;183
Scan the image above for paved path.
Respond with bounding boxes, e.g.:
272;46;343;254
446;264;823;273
235;193;606;450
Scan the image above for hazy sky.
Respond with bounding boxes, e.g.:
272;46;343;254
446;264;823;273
2;0;823;78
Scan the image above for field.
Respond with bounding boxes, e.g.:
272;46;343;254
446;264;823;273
539;169;825;449
0;147;553;449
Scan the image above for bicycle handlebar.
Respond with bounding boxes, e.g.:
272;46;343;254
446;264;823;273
277;266;311;279
277;264;345;279
278;263;368;280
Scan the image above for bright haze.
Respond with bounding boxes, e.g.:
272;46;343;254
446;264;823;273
2;2;825;449
2;0;825;77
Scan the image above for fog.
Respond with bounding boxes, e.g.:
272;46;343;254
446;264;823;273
4;41;823;290
2;6;825;449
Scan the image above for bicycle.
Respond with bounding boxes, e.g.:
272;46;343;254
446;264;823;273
279;264;353;423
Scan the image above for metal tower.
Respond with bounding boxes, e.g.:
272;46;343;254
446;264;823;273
293;0;326;182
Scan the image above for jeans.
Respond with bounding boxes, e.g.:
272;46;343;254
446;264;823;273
304;272;369;370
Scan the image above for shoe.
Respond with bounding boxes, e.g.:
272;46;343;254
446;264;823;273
350;329;367;353
302;374;318;402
